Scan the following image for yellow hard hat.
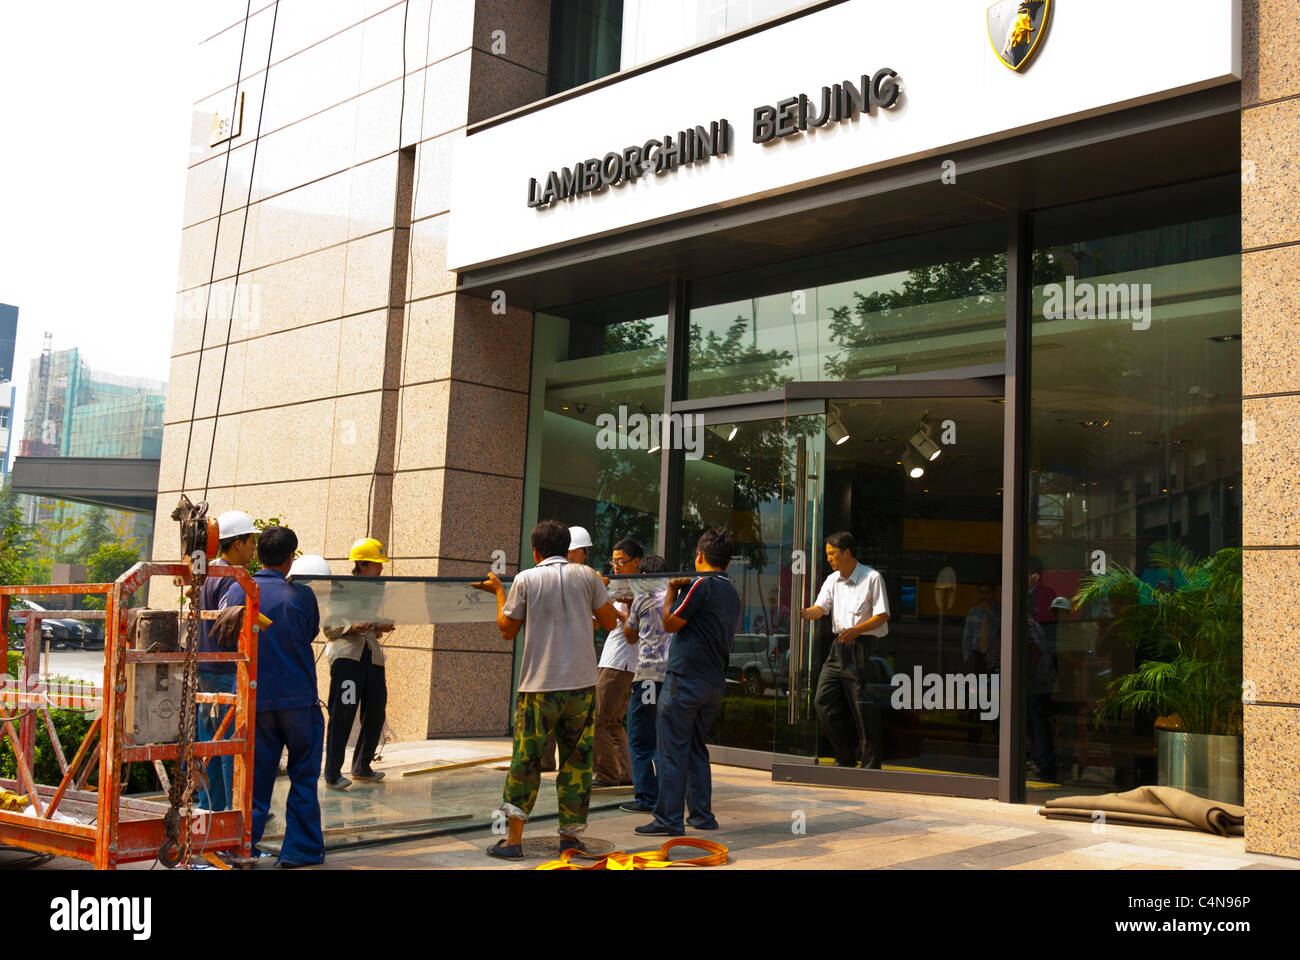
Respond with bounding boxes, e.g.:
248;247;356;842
349;538;389;563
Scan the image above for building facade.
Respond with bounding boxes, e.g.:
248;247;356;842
20;344;165;546
0;303;16;479
159;0;1298;857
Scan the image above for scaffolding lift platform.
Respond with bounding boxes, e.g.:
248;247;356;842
0;562;259;869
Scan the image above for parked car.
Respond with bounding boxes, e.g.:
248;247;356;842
727;633;789;697
49;618;104;650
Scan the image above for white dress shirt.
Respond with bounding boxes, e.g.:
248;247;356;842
813;562;890;637
597;599;639;672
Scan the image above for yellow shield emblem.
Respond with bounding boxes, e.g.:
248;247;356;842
988;0;1051;71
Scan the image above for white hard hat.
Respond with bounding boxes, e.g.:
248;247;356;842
568;526;593;550
288;554;332;579
217;510;257;539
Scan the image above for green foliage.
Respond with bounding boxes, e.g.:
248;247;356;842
246;515;300;573
1073;542;1243;736
32;505;86;567
0;655;157;794
0;479;38;589
82;542;145;610
78;507;113;560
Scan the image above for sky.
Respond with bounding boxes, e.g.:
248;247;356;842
0;2;201;463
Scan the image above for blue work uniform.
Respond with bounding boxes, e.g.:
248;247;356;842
223;568;325;866
195;559;239;811
652;575;741;834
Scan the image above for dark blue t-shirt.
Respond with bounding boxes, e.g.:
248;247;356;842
665;574;741;690
197;559;240;676
224;569;321;712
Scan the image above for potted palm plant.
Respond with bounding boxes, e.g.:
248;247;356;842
1073;542;1243;804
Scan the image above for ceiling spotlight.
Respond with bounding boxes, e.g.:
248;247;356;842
903;449;926;480
910;417;942;462
709;423;739;442
828;405;851;446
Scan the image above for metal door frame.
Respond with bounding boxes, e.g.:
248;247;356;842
772;372;1009;800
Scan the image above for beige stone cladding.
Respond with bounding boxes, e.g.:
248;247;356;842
158;1;546;740
1241;0;1300;858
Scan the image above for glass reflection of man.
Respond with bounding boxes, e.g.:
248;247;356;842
962;582;1001;673
962;582;1001;744
802;532;890;768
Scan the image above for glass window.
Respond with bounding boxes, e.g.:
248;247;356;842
1026;176;1242;802
547;0;625;95
680;414;794;752
522;287;668;563
686;221;1007;400
547;1;814;95
620;0;809;69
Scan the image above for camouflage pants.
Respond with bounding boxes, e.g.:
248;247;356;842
501;687;595;836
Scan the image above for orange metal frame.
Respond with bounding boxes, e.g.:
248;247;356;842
0;562;259;869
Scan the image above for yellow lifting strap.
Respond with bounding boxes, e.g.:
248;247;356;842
536;837;728;870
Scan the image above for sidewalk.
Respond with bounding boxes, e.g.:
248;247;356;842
304;738;1295;871
32;737;1296;870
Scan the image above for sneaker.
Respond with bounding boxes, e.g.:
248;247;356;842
350;769;385;782
619;802;654;814
687;817;719;831
324;776;351;790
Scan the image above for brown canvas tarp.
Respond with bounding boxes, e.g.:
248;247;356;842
1038;785;1245;836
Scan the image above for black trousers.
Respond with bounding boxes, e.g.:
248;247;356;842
814;637;875;767
324;645;387;780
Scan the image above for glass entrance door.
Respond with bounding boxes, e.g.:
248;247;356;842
779;385;1006;789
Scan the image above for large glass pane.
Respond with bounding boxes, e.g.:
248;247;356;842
686;221;1006;400
782;397;1005;777
620;0;808;69
1026;176;1242;801
680;415;794;753
547;0;625;95
522;287;668;567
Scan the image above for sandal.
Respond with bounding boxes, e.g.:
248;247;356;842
486;839;524;861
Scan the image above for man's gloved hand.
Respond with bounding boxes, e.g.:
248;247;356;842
209;606;247;651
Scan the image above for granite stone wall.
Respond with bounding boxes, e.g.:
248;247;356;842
1241;0;1300;859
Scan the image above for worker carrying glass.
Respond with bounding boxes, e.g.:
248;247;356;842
321;538;394;789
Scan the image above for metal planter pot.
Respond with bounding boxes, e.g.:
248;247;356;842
1156;730;1243;805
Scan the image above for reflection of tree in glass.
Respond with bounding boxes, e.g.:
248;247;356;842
689;315;793;395
603;316;666;362
677;317;802;572
823;254;1015;380
590;317;668;561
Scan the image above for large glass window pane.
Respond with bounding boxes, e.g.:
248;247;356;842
680;415;794;753
686;221;1007;400
620;0;808;69
547;0;625;95
522;288;668;564
1027;176;1242;802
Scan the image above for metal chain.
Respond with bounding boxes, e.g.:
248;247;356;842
178;583;202;867
161;574;204;868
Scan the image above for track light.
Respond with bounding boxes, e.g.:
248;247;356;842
828;405;850;446
709;423;738;442
910;418;942;462
903;449;926;480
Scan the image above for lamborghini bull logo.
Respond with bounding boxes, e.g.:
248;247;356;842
987;0;1051;71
